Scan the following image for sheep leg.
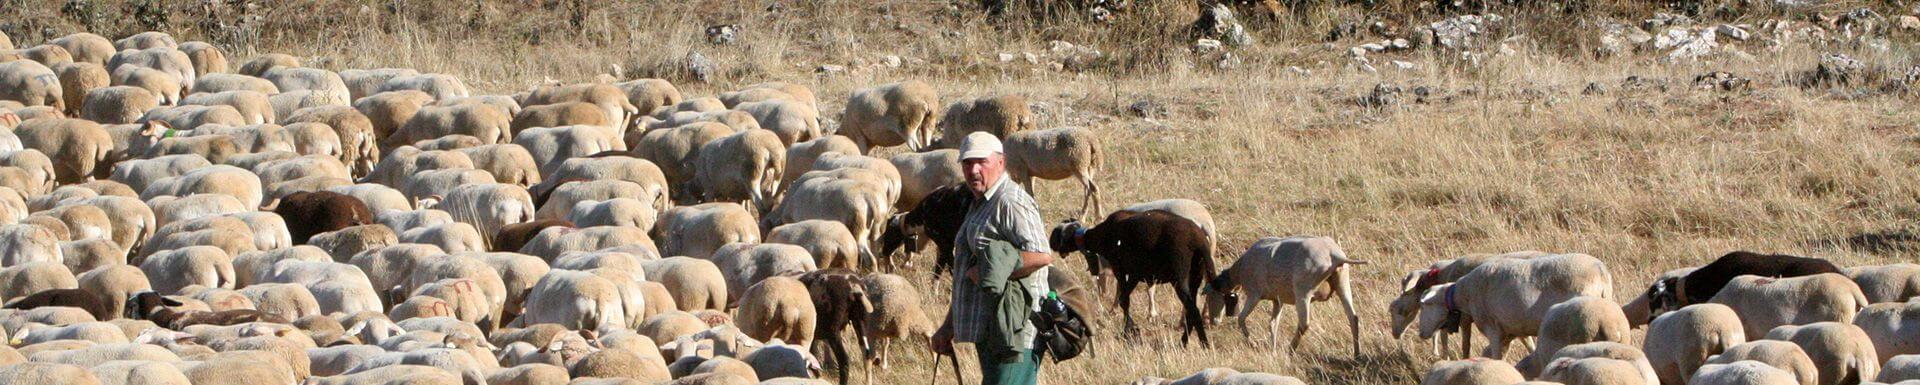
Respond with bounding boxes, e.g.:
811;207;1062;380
1336;267;1362;356
1290;300;1312;352
1479;329;1509;359
1264;301;1283;350
1458;317;1474;358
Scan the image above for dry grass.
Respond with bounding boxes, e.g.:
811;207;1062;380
10;0;1920;383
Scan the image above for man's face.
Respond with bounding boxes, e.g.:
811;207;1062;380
963;154;1004;195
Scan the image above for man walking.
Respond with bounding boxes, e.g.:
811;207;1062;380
932;132;1054;385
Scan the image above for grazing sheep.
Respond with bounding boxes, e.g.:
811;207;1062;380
740;340;822;381
456;144;541;188
0;61;64;112
110;66;181;106
511;102;609;136
1846;264;1920;304
711;243;818;306
1882;355;1920;383
1204;235;1364;354
86;359;190;385
1710;273;1867;338
81;86;159;125
0;262;78;306
655;203;759;260
1002;127;1102;218
641;257;728;312
567;198;656;231
1414;253;1615;359
533;155;670;212
1765;322;1880;385
633;122;732;198
138;246;234;295
307;225;397;262
0;362;103;385
535;180;648;222
0;224;63;268
311;364;460;385
488;363;570;385
569;347;671;383
520;83;638;133
615;78;681;116
1420;358;1526;385
885;149;963;213
14;322;127;344
14;118;113;184
1693;361;1803;385
767;220;861;271
734;99;822;146
1515;296;1632;376
694;129;785;214
784;136;860;189
1641;252;1842;321
861;273;930;371
378;73;469;101
1052;210;1216;346
1546;342;1660;385
49;33;113;66
839;81;939;153
516;269;627;333
1708;340;1821;385
734;277;816;351
760;171;892;270
1538;357;1649;385
936;94;1032;149
52;62;108;117
1857;301;1920;363
1647;303;1747;385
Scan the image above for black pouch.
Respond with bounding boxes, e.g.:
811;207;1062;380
1030;293;1091;362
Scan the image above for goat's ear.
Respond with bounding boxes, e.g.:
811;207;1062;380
161;296;183;307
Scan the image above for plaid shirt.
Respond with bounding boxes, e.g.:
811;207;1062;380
950;175;1051;347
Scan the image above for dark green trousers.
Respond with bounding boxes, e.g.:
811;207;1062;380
976;347;1040;385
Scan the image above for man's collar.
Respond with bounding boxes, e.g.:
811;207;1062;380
981;174;1008;200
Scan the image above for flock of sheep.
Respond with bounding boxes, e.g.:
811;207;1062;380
2;25;1919;385
1391;251;1920;385
0;28;1121;385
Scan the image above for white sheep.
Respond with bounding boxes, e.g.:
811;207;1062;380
1205;235;1364;354
1419;358;1525;385
1710;273;1867;338
1765;322;1880;385
1516;296;1632;376
1707;340;1819;385
1416;253;1614;359
1692;361;1803;385
1646;303;1747;385
733;277;816;350
1846;264;1920;303
860;273;931;370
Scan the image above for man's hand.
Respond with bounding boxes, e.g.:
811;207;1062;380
931;322;955;356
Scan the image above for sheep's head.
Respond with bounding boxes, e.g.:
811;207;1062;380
125;291;183;320
1415;283;1461;339
1644;277;1683;321
1201;274;1240;323
1389;293;1421;339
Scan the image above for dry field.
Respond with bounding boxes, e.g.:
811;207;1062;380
10;0;1920;383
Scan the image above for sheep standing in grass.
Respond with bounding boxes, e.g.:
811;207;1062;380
1516;296;1632;376
1415;253;1614;359
1204;235;1364;354
733;276;816;350
861;273;931;370
1002;127;1102;219
1646;303;1747;385
839;81;939;153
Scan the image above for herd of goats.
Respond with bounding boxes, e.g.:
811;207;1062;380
1;29;1918;385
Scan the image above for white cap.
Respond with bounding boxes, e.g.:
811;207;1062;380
959;132;1003;160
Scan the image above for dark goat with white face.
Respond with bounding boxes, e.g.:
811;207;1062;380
1051;209;1217;348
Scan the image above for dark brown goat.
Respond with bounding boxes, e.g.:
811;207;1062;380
5;288;113;321
1051;209;1216;347
127;291;288;329
800;269;872;385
